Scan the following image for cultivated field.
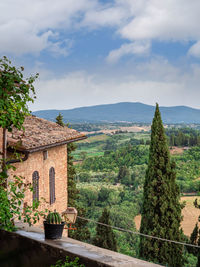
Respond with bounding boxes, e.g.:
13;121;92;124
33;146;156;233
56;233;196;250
134;196;200;236
81;125;151;135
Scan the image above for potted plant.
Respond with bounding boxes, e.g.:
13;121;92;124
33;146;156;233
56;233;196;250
44;210;65;239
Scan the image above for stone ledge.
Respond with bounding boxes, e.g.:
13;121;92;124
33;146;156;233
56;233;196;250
0;226;162;267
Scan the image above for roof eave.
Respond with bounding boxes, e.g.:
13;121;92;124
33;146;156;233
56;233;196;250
16;135;87;153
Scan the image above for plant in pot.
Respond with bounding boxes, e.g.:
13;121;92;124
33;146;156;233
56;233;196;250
44;210;65;239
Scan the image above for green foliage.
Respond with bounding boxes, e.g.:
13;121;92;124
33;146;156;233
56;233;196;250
184;253;197;267
0;56;38;131
0;170;45;231
51;256;85;267
82;144;148;172
73;122;200;262
93;208;117;252
117;165;131;185
67;140;91;241
55;115;90;242
139;104;185;266
187;222;200;258
190;199;200;266
67;142;79;207
56;113;65;127
46;210;62;224
0;57;40;231
166;128;200;147
55;114;79;207
68;207;91;242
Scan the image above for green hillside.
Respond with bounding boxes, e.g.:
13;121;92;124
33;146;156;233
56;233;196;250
33;102;200;123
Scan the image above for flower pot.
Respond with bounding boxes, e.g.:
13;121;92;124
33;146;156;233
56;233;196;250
43;221;65;239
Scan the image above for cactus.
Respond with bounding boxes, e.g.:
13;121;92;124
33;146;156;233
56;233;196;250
46;210;62;224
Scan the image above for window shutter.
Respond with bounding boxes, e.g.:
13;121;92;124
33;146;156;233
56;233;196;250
32;171;39;202
49;167;55;205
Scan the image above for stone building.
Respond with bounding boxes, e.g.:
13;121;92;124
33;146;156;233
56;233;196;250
0;115;86;223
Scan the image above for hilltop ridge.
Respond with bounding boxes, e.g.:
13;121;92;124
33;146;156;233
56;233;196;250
33;102;200;123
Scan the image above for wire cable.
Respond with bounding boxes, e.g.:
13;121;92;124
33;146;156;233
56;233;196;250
77;215;200;249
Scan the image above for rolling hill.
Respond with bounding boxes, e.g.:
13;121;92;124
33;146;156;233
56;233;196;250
33;102;200;124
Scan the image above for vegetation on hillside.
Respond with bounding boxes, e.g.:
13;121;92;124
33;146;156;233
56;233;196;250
71;120;200;266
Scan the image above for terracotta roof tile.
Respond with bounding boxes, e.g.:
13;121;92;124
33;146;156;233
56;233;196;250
7;115;86;152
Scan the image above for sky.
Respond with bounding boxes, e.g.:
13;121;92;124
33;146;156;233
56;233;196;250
1;0;200;111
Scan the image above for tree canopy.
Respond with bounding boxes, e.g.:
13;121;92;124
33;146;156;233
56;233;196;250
93;208;117;251
0;56;38;132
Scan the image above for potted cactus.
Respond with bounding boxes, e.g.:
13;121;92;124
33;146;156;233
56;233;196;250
44;210;65;239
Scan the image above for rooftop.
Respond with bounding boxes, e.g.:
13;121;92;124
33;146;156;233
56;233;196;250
7;115;86;152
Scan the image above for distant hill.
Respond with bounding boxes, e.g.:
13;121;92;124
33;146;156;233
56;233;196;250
33;102;200;124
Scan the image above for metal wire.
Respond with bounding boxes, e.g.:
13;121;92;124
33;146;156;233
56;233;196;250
77;215;200;249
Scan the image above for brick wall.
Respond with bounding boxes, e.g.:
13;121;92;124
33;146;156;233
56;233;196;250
9;144;68;229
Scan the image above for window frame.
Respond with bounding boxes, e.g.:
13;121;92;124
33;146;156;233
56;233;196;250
49;167;56;205
32;171;39;202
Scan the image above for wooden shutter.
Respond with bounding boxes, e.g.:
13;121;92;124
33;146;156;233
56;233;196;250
32;171;39;202
49;167;55;205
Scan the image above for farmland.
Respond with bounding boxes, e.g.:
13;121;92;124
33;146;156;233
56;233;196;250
72;123;200;265
135;196;200;237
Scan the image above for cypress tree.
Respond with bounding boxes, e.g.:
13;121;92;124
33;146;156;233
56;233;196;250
55;114;90;241
93;208;117;251
67;141;79;207
139;104;184;266
56;112;65;127
189;223;199;256
55;114;78;206
193;199;200;266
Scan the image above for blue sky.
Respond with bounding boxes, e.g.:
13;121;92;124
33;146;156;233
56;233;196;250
1;0;200;111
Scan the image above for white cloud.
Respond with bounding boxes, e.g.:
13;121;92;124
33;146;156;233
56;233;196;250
1;0;200;58
82;0;200;60
188;41;200;58
106;41;150;63
47;39;73;57
0;0;96;56
81;5;127;28
117;1;200;41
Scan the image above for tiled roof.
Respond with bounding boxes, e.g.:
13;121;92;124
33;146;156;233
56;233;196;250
7;115;86;152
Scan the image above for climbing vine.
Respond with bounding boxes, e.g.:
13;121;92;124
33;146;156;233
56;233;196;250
0;56;43;231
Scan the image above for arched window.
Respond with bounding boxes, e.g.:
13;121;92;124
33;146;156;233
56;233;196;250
49;167;55;205
32;171;39;202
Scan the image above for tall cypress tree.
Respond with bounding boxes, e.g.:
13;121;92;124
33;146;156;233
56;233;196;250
139;104;184;266
55;114;79;206
55;114;90;241
93;208;117;252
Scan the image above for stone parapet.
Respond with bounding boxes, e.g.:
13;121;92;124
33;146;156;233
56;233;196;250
0;225;162;267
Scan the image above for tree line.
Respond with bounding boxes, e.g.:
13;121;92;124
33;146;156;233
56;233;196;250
166;128;200;147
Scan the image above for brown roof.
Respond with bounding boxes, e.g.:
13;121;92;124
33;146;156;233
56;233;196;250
7;115;86;152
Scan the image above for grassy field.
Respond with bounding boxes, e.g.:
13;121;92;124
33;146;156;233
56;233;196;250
78;134;109;143
134;196;200;237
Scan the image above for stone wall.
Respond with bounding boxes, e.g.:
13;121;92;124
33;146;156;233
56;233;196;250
9;144;68;227
0;229;162;267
